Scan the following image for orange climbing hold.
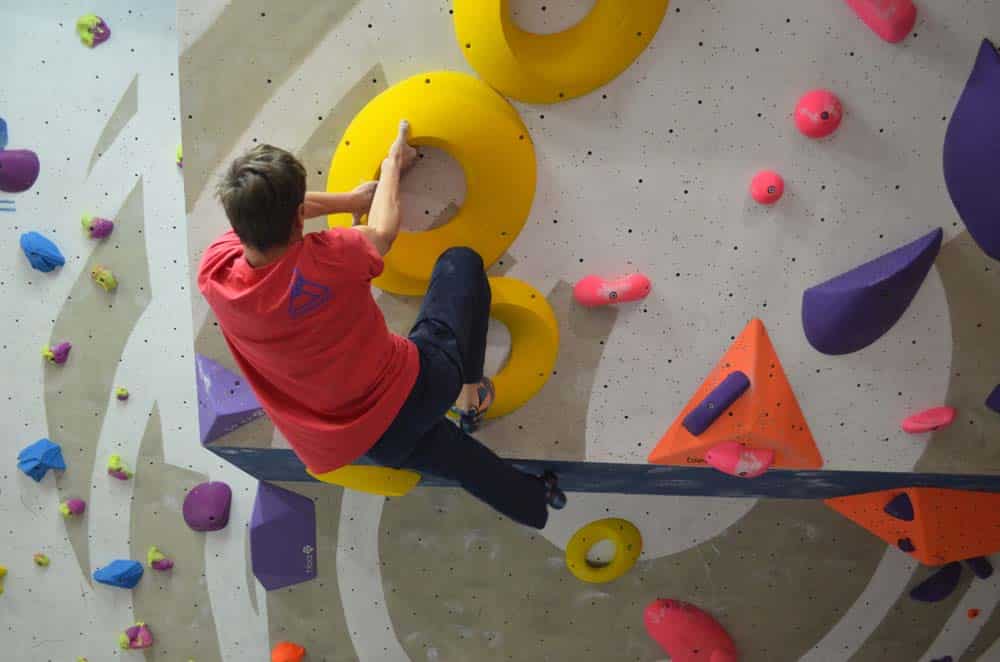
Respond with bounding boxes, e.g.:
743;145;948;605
271;641;306;662
825;487;1000;566
648;318;822;469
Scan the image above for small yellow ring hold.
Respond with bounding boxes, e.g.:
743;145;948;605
565;518;643;583
327;71;536;295
485;277;559;419
453;0;670;104
306;465;421;497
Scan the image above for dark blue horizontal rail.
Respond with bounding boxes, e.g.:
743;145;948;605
208;446;1000;499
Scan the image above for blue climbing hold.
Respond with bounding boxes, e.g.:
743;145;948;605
884;493;914;521
93;559;144;589
17;438;66;482
20;232;65;272
910;562;962;603
964;556;994;579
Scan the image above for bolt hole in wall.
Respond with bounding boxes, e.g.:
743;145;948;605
585;538;618;568
398;146;466;232
508;0;597;34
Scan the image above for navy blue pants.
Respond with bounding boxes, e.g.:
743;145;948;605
366;247;549;529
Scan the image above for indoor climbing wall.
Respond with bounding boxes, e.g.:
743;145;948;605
4;0;1000;660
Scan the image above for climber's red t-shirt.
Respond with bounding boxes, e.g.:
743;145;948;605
197;228;418;473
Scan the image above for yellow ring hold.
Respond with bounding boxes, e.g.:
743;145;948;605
327;71;536;295
485;277;559;419
307;465;421;497
565;518;643;584
453;0;670;104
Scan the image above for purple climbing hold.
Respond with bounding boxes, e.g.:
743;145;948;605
93;559;144;589
898;538;916;553
964;556;994;579
17;438;66;482
943;39;1000;261
250;482;317;591
802;228;943;355
884;493;914;521
986;385;1000;414
910;562;962;603
682;371;750;435
196;354;266;444
0;149;40;193
182;481;232;532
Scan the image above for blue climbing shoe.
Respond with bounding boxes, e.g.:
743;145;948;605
449;376;495;433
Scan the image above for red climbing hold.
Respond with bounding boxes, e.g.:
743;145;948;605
843;0;917;44
573;273;651;307
901;406;956;434
272;641;306;662
704;441;774;479
644;599;739;662
794;90;843;139
750;170;784;205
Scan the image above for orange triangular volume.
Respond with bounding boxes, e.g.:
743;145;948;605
826;488;1000;566
648;318;822;469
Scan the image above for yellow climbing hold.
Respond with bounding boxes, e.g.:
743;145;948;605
307;464;421;497
565;518;643;583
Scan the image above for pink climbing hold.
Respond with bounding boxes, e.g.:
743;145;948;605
794;90;843;139
750;170;784;205
43;341;72;365
59;498;87;517
81;215;115;239
573;273;651;307
644;599;739;662
901;406;957;434
844;0;917;44
704;441;774;479
119;623;153;650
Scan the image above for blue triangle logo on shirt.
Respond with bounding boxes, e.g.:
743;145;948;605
288;269;331;319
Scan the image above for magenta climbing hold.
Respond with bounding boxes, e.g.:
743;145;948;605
42;341;72;365
196;354;266;443
794;89;843;139
704;441;774;479
183;481;232;532
802;228;942;355
682;371;751;435
573;273;651;307
76;14;111;48
250;482;318;590
843;0;916;43
59;498;86;517
644;599;739;662
901;406;956;434
81;214;114;239
750;170;784;205
106;455;132;481
944;40;1000;262
910;562;962;603
0;149;40;193
146;546;173;571
987;385;1000;414
119;623;153;650
883;493;914;521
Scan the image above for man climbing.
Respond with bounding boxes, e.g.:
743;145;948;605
197;121;565;529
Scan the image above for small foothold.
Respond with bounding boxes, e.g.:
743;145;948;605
794;89;843;139
176;143;183;168
704;441;774;478
17;438;66;482
986;385;1000;414
20;232;65;272
42;341;72;365
119;622;153;650
901;406;957;433
884;493;914;521
750;170;784;204
968;608;981;619
106;454;133;480
897;537;915;552
147;546;174;571
271;641;307;662
76;14;111;48
90;265;118;292
964;556;994;579
116;387;130;401
573;273;652;307
94;559;144;589
59;498;87;517
33;553;50;567
910;562;962;602
81;214;115;239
